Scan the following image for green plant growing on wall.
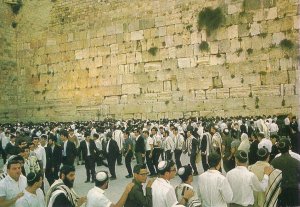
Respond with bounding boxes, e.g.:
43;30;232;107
165;100;170;105
10;0;23;15
236;48;243;56
246;48;253;55
199;41;209;51
282;99;285;106
255;96;259;109
197;7;224;35
148;47;158;56
279;39;294;50
11;21;17;28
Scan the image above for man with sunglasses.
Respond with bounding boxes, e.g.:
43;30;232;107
124;164;153;207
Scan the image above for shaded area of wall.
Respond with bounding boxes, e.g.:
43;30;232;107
0;0;299;122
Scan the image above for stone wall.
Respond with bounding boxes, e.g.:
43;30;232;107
0;0;299;122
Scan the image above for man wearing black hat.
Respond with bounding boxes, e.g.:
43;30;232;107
45;134;62;186
78;131;99;183
86;171;134;207
271;138;300;206
226;150;273;207
124;164;153;207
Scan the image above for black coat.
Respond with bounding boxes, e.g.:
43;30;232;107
62;141;77;165
79;140;99;160
106;139;119;159
134;135;145;154
45;144;62;169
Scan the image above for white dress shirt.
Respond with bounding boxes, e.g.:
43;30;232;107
33;145;46;169
198;170;233;207
0;133;9;149
164;136;175;152
145;136;154;151
63;140;68;156
86;186;111;207
152;178;178;207
226;166;269;206
85;141;91;156
15;188;45;207
275;150;300;161
0;174;27;207
174;134;184;150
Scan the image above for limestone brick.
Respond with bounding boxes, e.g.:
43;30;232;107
265;7;278;20
178;58;191;68
227;25;239;39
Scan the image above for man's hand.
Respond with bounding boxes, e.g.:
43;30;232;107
183;188;194;200
77;196;87;207
141;154;145;157
146;179;154;188
264;166;273;175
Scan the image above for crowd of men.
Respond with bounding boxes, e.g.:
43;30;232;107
0;113;299;207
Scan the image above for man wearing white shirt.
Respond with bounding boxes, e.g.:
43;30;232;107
0;159;27;207
16;172;45;207
198;153;233;207
226;150;273;207
86;171;133;207
152;160;194;207
163;131;174;161
173;127;184;169
32;137;46;172
1;130;9;164
269;120;279;136
143;130;156;176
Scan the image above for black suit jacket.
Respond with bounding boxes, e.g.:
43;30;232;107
134;135;145;154
62;141;77;165
106;139;119;159
45;144;62;169
79;140;99;160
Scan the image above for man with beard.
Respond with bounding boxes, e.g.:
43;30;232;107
46;165;86;207
86;171;134;207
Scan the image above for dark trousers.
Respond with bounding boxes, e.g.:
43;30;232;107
45;166;60;186
201;154;209;172
165;150;173;161
96;151;108;167
278;187;300;206
146;150;156;175
190;153;198;174
117;151;122;165
62;156;75;166
107;156;117;178
174;149;182;169
125;151;133;176
85;156;96;181
1;150;6;164
135;152;144;165
152;148;160;173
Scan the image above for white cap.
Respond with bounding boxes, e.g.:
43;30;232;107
258;138;272;153
95;171;108;182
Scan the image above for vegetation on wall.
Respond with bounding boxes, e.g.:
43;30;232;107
148;47;158;56
0;60;17;70
197;7;224;35
279;39;294;50
10;0;23;15
199;41;209;51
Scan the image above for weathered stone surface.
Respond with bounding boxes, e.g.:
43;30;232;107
0;0;298;122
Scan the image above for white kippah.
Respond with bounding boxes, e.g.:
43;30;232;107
158;161;167;170
96;172;108;181
177;167;185;176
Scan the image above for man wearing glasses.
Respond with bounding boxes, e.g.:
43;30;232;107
124;164;153;207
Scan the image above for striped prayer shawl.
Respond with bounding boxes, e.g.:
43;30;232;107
264;169;282;207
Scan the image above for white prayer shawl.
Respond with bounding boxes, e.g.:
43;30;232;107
46;179;79;207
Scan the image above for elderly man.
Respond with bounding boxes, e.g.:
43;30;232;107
0;159;27;207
